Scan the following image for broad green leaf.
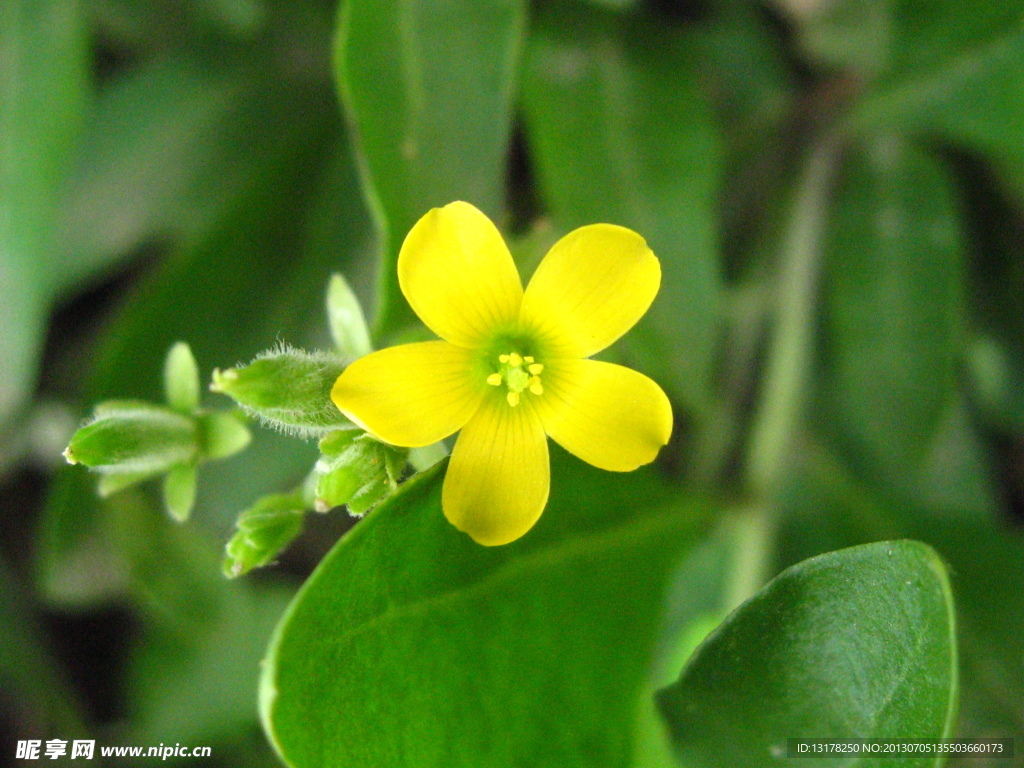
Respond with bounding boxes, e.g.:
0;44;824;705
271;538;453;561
820;138;962;486
521;1;721;410
0;0;89;422
657;540;958;768
779;434;1024;758
262;449;707;767
334;0;526;338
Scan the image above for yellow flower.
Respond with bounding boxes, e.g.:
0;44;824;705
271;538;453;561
331;201;672;546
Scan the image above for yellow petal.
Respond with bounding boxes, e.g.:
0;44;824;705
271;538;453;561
331;341;482;447
442;398;549;546
399;201;523;347
520;224;660;358
535;359;672;472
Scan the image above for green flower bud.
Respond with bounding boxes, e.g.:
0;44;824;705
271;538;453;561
210;346;349;438
64;401;197;474
313;429;407;516
164;341;200;414
163;463;198;522
326;273;373;361
223;492;306;578
197;411;251;460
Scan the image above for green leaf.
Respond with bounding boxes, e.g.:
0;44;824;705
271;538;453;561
521;1;722;410
326;273;373;361
125;553;295;746
820;138;963;485
210;347;348;438
223;493;306;578
64;401;197;474
779;435;1024;754
334;0;526;338
164;341;201;414
53;52;303;294
0;0;89;421
261;451;708;767
657;540;958;768
845;11;1024;200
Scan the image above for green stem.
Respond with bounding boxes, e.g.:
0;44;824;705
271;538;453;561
746;137;840;497
728;136;842;605
723;504;775;613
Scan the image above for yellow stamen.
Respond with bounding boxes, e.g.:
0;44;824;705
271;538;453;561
493;350;544;406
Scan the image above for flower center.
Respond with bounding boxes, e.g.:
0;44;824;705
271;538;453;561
486;352;544;407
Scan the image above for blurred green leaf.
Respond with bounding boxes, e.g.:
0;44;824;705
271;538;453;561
55;54;283;294
0;555;88;742
334;0;527;339
846;9;1024;200
0;0;89;422
521;1;721;411
631;527;736;768
820;138;963;486
658;541;958;768
89;0;267;50
124;524;295;745
780;0;890;75
262;450;708;767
